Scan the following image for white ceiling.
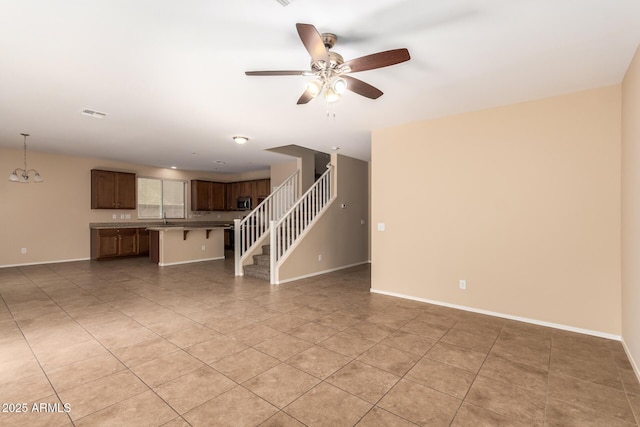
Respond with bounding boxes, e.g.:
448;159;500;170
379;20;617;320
1;0;639;173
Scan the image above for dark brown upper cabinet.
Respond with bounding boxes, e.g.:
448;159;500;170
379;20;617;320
191;180;225;211
91;169;136;209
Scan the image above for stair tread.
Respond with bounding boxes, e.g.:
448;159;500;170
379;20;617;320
252;254;270;266
244;264;270;281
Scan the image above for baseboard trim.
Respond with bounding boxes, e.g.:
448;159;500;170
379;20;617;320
0;257;91;269
621;339;640;384
369;288;621;341
275;261;369;285
159;256;225;267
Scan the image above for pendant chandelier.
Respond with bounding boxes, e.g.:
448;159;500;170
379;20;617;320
8;133;44;183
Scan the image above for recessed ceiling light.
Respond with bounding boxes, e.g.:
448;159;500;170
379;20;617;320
170;166;177;169
331;146;340;150
233;136;249;144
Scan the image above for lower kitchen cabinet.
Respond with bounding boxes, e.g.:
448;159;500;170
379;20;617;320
91;228;149;260
137;229;150;255
121;228;138;256
94;229;119;258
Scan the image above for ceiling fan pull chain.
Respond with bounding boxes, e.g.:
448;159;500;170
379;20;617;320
326;101;336;118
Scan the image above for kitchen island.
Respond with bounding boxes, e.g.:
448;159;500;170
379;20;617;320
90;222;231;266
147;225;228;266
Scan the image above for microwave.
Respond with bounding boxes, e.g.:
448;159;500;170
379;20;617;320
237;197;251;210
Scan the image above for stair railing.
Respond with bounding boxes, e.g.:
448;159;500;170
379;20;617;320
234;170;300;275
270;164;334;283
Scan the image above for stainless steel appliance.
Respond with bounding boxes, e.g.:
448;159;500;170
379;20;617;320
237;197;251;210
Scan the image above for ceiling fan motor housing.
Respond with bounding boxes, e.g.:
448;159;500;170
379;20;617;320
311;51;344;73
321;33;337;49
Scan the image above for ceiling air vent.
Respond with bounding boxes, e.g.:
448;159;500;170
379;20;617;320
81;109;107;119
274;0;295;6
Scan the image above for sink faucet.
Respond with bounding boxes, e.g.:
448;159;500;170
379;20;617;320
163;212;167;225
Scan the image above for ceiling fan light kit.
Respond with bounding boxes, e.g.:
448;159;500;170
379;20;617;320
245;23;410;109
332;77;347;94
305;79;323;97
324;86;340;103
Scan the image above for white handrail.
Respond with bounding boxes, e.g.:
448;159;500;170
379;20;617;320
234;170;300;275
270;164;334;283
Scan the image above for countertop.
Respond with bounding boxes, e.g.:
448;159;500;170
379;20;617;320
90;221;233;230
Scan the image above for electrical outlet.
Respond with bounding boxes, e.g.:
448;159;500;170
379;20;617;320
377;223;386;231
21;248;27;254
112;214;117;220
459;280;467;290
318;254;322;261
201;245;206;251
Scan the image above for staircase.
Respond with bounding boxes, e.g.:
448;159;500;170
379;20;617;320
238;163;334;284
235;170;299;277
243;245;270;280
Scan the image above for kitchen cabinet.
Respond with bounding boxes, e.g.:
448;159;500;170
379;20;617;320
253;179;270;206
118;229;138;256
91;169;136;209
91;228;148;260
238;181;253;198
225;179;271;210
137;228;150;255
94;229;119;258
226;182;240;210
191;180;225;211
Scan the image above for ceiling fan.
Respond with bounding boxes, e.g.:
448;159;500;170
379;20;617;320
245;23;411;105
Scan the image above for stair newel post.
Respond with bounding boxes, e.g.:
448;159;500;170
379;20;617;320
234;219;242;276
270;220;277;284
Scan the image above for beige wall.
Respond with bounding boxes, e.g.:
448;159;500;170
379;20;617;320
297;151;316;193
270;160;298;189
368;162;372;261
372;86;622;336
622;44;640;376
0;150;267;267
278;154;369;282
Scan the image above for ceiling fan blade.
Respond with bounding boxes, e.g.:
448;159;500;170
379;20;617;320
245;70;311;76
296;91;315;105
296;23;328;63
342;75;383;99
342;48;410;73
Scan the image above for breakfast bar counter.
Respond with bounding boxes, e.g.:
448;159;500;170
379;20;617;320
146;225;228;266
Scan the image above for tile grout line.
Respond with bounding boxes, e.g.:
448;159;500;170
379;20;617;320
6;266;77;427
55;264;238;426
22;265;196;425
5;260;639;426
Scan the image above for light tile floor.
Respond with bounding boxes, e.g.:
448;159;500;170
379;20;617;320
1;256;639;426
